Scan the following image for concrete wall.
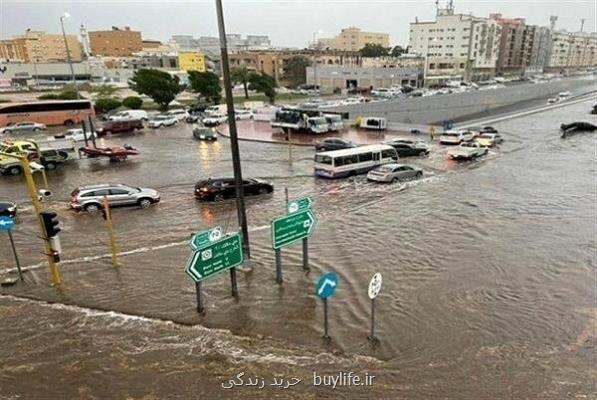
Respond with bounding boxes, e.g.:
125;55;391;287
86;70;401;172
330;77;595;124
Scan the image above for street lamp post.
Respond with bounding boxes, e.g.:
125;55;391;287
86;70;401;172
312;30;323;96
59;12;80;99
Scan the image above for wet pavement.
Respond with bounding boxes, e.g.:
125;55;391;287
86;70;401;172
0;96;596;399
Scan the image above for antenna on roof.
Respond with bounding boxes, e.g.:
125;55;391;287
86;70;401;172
580;18;585;32
549;15;558;31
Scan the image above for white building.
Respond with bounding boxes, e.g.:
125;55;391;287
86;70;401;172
409;6;501;85
548;31;597;70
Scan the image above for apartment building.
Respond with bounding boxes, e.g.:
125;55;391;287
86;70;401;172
409;7;500;85
547;31;597;70
522;25;552;74
317;27;390;52
0;30;82;62
490;14;526;75
89;26;143;56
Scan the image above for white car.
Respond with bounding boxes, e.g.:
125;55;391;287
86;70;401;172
439;130;474;145
166;109;189;121
475;133;503;147
202;114;228;127
51;128;96;142
234;109;253;120
108;110;148;121
148;115;178;128
0;121;46;135
558;91;571;98
447;142;488;160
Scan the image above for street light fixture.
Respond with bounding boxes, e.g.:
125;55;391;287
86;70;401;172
59;12;80;99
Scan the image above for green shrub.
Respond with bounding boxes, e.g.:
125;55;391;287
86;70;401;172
57;89;80;100
122;96;143;109
37;93;59;100
94;97;122;114
0;98;11;103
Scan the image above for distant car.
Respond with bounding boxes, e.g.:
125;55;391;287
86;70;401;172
70;184;161;212
51;128;96;142
384;139;429;157
148;115;178;128
202;114;228;127
447;142;488;160
0;201;17;217
475;133;503;147
315;138;357;152
234;109;254;120
166;109;189;121
558;91;571;98
193;126;218;141
547;97;559;104
194;178;274;202
108;110;148;121
367;163;422;183
480;126;498;134
186;113;204;123
440;130;474;145
0;121;46;135
97;119;144;136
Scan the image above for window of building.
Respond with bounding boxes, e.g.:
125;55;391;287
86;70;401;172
429;63;436;69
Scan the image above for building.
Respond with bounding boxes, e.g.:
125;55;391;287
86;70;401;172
178;51;206;72
172;34;272;54
246;35;271;48
317;27;390;52
0;62;90;87
0;30;82;62
89;26;143;56
490;14;526;75
409;6;501;85
306;64;422;92
142;40;162;49
522;25;552;74
547;31;597;71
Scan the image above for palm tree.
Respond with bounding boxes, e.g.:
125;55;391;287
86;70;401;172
231;65;250;99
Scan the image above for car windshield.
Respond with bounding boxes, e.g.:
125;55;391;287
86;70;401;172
443;133;459;137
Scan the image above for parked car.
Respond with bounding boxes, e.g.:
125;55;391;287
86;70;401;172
359;117;387;131
0;121;46;135
51;128;96;142
480;126;498;134
234;109;254;120
447;142;488;160
97;119;144;136
366;163;423;183
70;184;161;212
148;115;178;128
315;138;357;152
193;126;218;141
202;114;228;127
108;110;148;121
439;130;474;145
384;139;429;157
166;109;189;121
194;178;274;201
475;133;503;147
0;201;17;217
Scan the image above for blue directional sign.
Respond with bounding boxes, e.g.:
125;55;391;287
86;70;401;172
0;216;15;231
315;272;338;299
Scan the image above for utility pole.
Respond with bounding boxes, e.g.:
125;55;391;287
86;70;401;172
215;0;251;269
60;12;80;100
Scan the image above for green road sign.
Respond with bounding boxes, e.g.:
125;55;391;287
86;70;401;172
271;209;316;249
190;226;223;251
288;196;312;214
185;233;243;282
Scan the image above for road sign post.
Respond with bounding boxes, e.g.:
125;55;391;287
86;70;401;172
102;196;119;267
367;273;382;342
275;249;282;284
316;272;338;340
195;281;204;314
0;216;22;282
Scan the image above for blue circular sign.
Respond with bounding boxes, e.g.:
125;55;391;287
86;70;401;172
0;216;15;231
315;272;338;299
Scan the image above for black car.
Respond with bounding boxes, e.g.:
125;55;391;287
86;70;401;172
0;201;17;217
480;126;498;134
385;140;429;157
195;178;274;201
315;138;357;152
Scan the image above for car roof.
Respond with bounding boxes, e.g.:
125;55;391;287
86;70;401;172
379;163;404;168
78;183;128;190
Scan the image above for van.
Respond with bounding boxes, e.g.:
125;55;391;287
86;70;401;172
359;117;387;131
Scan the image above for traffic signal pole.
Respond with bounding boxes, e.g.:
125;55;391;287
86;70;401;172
0;152;61;285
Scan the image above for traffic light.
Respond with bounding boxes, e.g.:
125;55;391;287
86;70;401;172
40;211;61;238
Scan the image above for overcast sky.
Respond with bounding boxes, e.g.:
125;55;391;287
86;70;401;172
1;0;595;47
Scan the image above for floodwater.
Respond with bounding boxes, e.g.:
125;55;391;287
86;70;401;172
0;96;596;399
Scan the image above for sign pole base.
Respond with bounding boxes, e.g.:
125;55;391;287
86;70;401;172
367;298;376;342
323;298;330;340
230;267;238;299
8;231;23;282
302;238;310;272
275;249;283;284
195;281;204;314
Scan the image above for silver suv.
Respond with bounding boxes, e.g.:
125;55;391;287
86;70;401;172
70;184;160;212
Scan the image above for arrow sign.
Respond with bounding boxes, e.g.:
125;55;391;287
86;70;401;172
0;216;15;231
190;226;223;251
287;196;312;214
368;272;382;299
185;233;243;282
315;272;338;299
271;209;316;249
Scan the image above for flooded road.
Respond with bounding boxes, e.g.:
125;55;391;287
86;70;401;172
0;97;595;399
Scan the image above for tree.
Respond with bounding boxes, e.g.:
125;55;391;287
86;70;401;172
92;84;119;97
187;71;222;104
283;56;312;88
128;69;182;111
94;98;122;114
248;72;277;104
122;96;143;109
231;66;250;99
359;43;389;57
390;45;406;57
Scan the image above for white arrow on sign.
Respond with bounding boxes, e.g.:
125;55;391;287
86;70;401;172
368;272;382;299
318;278;336;296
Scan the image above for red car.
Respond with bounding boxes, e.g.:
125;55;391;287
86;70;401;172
96;119;143;136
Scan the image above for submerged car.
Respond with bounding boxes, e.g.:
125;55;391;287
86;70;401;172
148;115;178;128
367;163;422;183
51;128;96;142
480;126;498;134
447;142;488;160
0;201;17;217
193;126;218;141
70;184;161;212
439;130;474;145
0;121;46;135
202;114;228;127
194;178;274;201
476;133;503;147
315;138;357;152
384;139;429;157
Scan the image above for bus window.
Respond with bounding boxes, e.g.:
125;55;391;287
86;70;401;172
372;152;380;161
358;152;373;162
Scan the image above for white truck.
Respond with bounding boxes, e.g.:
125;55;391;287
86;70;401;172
447;142;488;160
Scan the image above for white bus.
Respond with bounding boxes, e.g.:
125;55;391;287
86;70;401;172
314;144;398;178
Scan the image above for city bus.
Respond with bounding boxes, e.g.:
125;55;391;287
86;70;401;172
0;100;95;127
314;144;398;178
